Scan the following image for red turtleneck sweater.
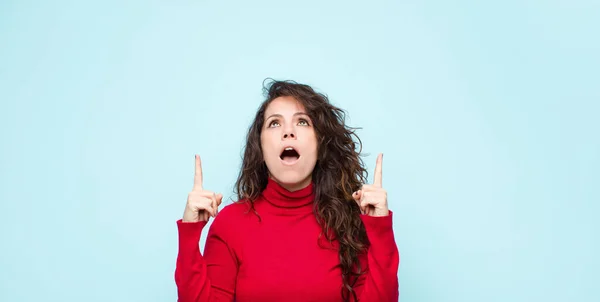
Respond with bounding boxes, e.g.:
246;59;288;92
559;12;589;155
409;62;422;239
175;179;399;301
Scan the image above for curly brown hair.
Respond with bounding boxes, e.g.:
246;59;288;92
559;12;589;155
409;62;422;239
234;79;370;301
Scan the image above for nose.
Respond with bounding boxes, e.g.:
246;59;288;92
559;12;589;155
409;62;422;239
282;124;296;140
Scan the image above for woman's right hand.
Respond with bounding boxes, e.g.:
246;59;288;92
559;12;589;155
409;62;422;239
182;155;223;222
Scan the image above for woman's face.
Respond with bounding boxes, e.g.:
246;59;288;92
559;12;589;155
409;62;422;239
261;96;318;192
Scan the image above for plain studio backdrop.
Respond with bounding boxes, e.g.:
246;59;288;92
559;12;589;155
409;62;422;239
0;1;598;301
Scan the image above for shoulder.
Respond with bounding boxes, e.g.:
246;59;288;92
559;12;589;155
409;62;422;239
209;199;256;233
218;199;254;219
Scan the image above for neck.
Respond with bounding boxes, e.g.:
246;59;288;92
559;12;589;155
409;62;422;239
261;177;315;212
269;175;312;192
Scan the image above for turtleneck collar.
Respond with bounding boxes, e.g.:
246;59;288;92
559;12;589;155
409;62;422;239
261;177;315;211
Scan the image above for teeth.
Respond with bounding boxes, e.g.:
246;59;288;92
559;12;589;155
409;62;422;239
285;147;293;150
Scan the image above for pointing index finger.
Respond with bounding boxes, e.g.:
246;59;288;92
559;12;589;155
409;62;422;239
194;154;203;190
373;153;383;187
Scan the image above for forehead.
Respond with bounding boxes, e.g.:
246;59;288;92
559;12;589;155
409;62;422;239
264;96;306;116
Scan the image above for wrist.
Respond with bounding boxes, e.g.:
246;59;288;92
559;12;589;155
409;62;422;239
369;208;389;217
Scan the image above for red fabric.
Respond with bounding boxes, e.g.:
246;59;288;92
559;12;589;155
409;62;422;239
175;178;399;301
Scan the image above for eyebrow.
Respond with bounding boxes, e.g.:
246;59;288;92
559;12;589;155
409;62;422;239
265;112;310;120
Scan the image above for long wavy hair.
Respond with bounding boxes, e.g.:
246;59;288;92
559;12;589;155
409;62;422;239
234;79;370;301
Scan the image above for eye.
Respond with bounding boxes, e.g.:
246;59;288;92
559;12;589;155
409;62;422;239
268;120;280;128
298;118;310;126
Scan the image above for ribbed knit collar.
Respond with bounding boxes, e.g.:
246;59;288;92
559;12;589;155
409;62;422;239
261;177;315;210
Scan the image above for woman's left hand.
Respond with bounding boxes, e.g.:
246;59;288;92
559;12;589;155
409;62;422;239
353;153;389;217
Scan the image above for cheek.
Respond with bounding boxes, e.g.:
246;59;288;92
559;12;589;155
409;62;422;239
260;134;268;158
306;133;319;156
261;133;277;156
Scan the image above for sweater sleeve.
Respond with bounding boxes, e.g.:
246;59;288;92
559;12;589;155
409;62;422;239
174;214;238;302
354;210;400;302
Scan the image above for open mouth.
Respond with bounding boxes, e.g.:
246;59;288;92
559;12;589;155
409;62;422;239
280;147;300;164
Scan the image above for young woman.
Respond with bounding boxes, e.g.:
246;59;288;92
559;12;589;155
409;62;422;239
175;80;399;301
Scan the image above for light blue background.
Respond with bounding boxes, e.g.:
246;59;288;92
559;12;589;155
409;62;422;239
1;0;598;301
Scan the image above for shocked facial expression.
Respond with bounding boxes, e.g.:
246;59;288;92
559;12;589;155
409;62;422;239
261;96;318;192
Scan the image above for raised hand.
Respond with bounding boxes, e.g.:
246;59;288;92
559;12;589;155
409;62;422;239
352;153;389;217
182;155;224;222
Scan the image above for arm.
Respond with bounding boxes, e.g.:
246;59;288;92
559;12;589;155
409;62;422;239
175;216;238;302
175;154;237;301
354;211;400;302
351;153;399;301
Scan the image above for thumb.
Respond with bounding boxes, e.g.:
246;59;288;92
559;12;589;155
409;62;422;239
216;193;224;206
352;190;362;201
353;190;365;213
